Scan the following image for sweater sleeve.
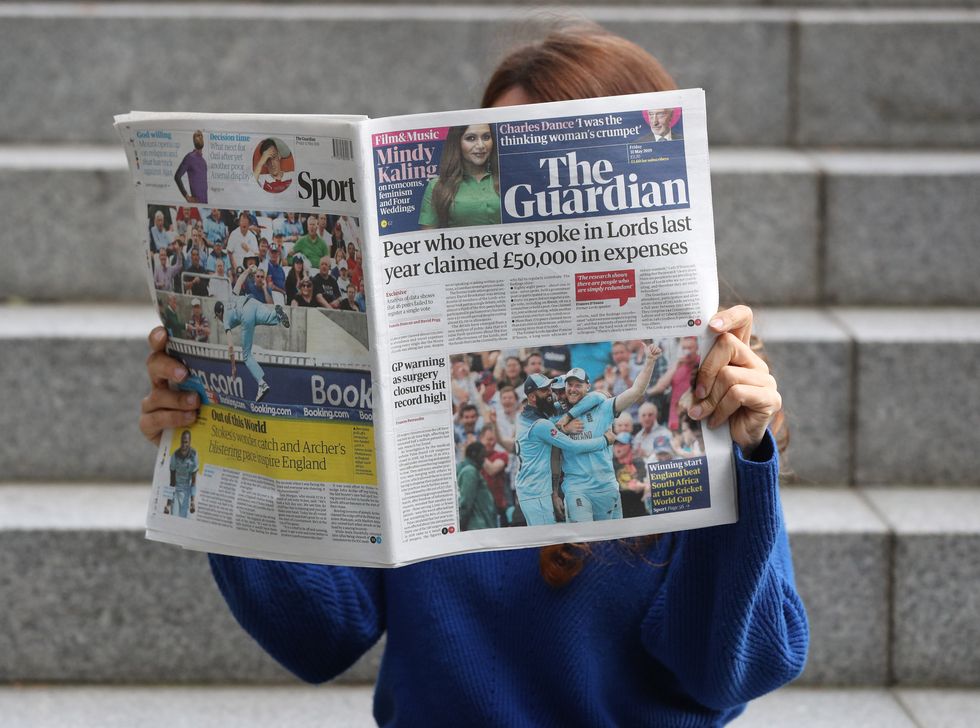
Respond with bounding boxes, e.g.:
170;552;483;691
639;431;809;710
208;554;385;684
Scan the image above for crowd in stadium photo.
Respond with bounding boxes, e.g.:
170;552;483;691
453;337;707;531
148;206;367;314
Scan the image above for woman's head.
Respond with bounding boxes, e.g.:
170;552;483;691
482;24;676;108
432;124;500;227
459;124;494;172
441;124;497;175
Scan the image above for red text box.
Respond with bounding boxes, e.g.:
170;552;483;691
575;269;636;307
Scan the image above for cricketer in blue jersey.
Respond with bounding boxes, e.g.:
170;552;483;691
548;374;605;517
555;343;663;523
514;373;617;526
215;264;290;402
166;430;198;518
551;375;568;415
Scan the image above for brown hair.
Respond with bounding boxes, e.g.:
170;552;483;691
481;24;677;108
483;23;788;588
753;335;789;455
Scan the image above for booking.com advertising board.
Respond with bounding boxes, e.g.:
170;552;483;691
178;352;373;423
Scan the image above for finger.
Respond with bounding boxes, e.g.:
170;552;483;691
141;388;199;414
140;408;198;441
691;367;776;421
147;351;188;386
708;305;754;345
148;327;169;353
707;383;782;431
695;333;767;401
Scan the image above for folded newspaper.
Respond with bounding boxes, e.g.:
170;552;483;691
115;89;736;567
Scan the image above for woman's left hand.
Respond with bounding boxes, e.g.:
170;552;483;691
688;305;781;453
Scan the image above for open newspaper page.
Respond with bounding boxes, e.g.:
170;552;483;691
362;90;735;565
115;113;392;567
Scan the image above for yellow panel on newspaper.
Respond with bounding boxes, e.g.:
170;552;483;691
168;405;376;485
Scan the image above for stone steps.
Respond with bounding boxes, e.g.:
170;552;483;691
2;304;977;484
0;484;381;685
2;685;979;728
0;685;377;728
4;0;976;6
0;5;977;146
2;147;978;306
0;484;977;687
2;1;978;709
864;488;980;686
2;685;976;728
738;687;980;727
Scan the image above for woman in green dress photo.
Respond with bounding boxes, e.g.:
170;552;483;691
418;123;501;229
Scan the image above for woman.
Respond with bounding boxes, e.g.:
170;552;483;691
338;282;365;313
140;24;804;727
290;278;317;308
330;246;348;280
328;219;347;259
283;253;307;305
418;124;500;229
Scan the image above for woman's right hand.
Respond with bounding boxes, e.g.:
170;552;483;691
140;327;199;446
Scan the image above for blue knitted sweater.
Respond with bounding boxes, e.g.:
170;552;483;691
209;432;808;727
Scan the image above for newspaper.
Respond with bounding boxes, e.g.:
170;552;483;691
115;89;736;567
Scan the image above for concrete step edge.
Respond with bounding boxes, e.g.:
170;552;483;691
8;482;980;536
862;487;980;534
0;684;376;728
2;3;980;23
5;304;980;341
0;685;976;728
6;145;980;174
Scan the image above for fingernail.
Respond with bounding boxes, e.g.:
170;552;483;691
174;367;187;381
184;394;197;406
183;411;196;423
695;385;706;399
689;405;703;419
709;318;724;329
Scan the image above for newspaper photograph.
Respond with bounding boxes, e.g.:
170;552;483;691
363;88;736;564
448;337;708;531
116;89;736;567
116;114;389;566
